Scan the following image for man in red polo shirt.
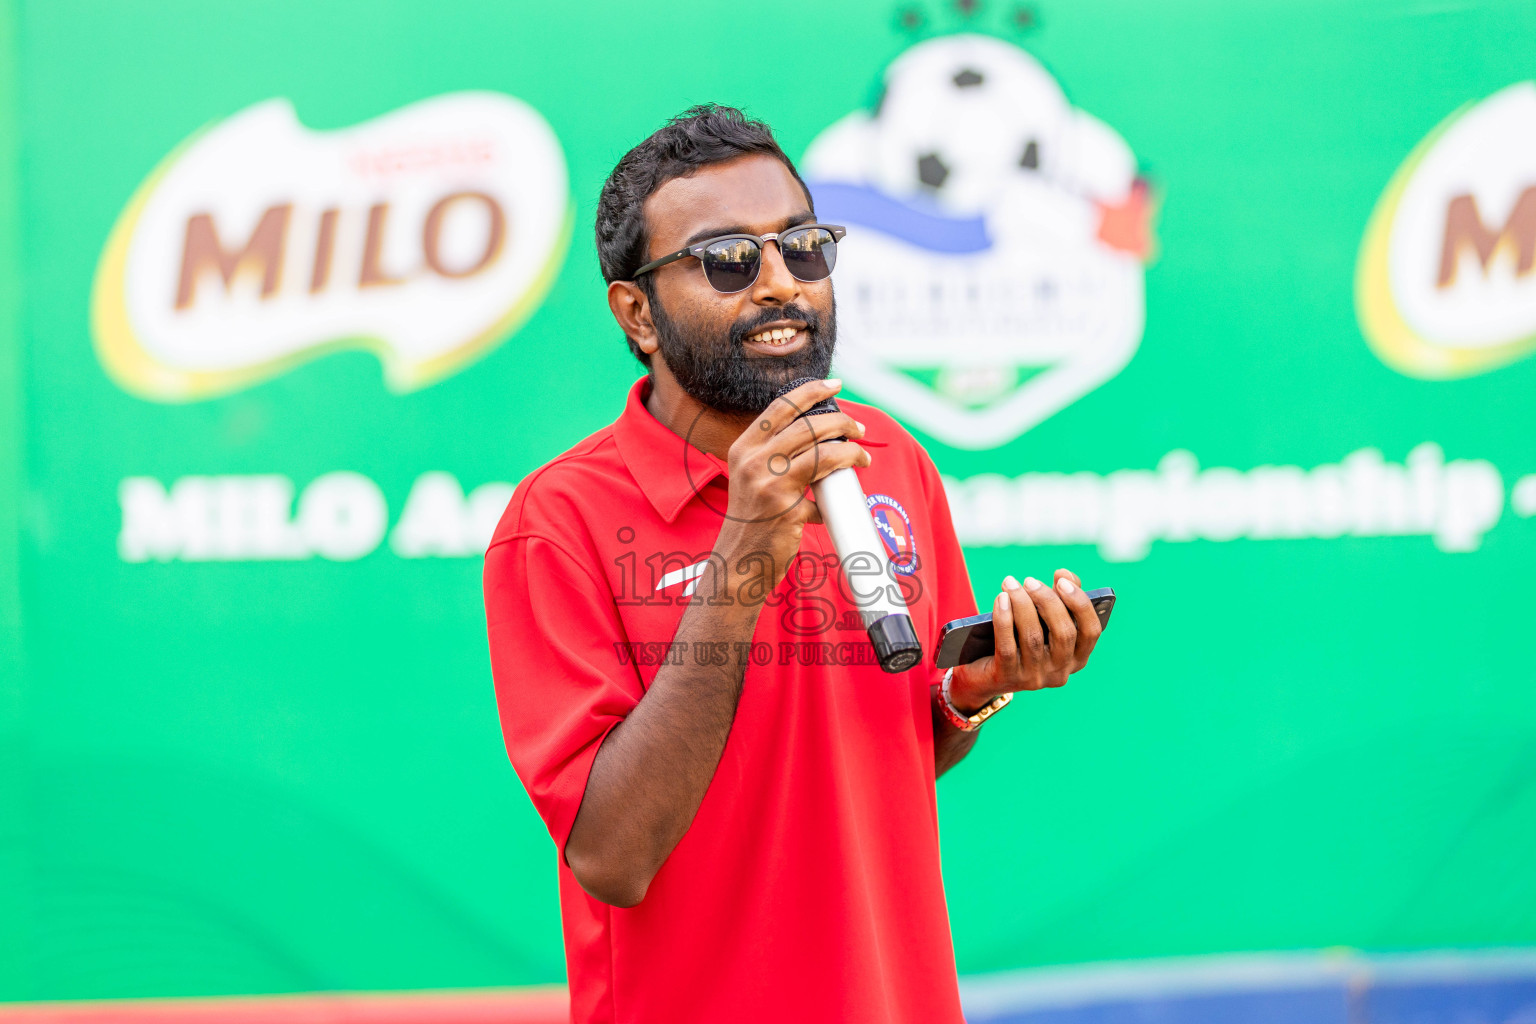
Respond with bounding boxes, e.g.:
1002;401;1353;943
484;105;1106;1023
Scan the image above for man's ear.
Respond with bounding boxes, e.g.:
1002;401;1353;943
608;280;660;359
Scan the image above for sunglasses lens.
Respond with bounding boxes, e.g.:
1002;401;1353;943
701;238;761;293
780;227;837;282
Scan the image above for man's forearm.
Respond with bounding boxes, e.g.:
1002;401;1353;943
932;695;981;777
564;548;763;907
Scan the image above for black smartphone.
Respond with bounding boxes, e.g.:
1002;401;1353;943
936;587;1116;669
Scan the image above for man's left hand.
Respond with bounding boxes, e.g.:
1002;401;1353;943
947;568;1103;713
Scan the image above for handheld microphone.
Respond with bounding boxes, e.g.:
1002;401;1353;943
775;378;922;673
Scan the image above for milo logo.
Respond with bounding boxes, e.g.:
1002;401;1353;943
92;92;571;401
1357;81;1536;379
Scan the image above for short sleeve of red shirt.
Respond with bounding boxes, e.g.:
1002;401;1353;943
483;464;640;856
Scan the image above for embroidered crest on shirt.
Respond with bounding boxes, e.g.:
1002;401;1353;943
866;493;918;576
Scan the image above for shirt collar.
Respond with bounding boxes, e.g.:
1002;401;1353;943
613;375;730;523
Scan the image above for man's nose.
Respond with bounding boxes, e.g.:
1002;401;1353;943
750;239;801;306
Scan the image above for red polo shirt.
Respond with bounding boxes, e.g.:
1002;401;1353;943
484;376;977;1024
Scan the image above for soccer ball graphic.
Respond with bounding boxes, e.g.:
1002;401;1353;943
870;34;1074;214
803;34;1151;450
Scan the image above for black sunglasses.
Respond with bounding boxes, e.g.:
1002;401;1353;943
632;223;846;294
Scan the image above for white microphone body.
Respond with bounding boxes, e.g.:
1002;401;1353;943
780;377;923;673
813;466;911;626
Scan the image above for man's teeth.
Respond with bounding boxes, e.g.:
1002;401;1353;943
749;327;801;345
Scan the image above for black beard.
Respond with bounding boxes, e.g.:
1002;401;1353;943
652;295;836;415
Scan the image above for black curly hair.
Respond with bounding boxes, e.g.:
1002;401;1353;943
595;104;814;366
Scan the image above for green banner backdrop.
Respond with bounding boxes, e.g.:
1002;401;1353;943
3;0;1535;1002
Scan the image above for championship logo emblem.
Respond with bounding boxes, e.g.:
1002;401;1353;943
92;92;571;401
1356;81;1536;379
866;493;918;574
803;33;1153;450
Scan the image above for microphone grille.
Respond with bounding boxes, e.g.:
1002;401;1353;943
773;376;839;417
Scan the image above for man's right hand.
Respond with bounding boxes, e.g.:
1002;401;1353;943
719;377;870;587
